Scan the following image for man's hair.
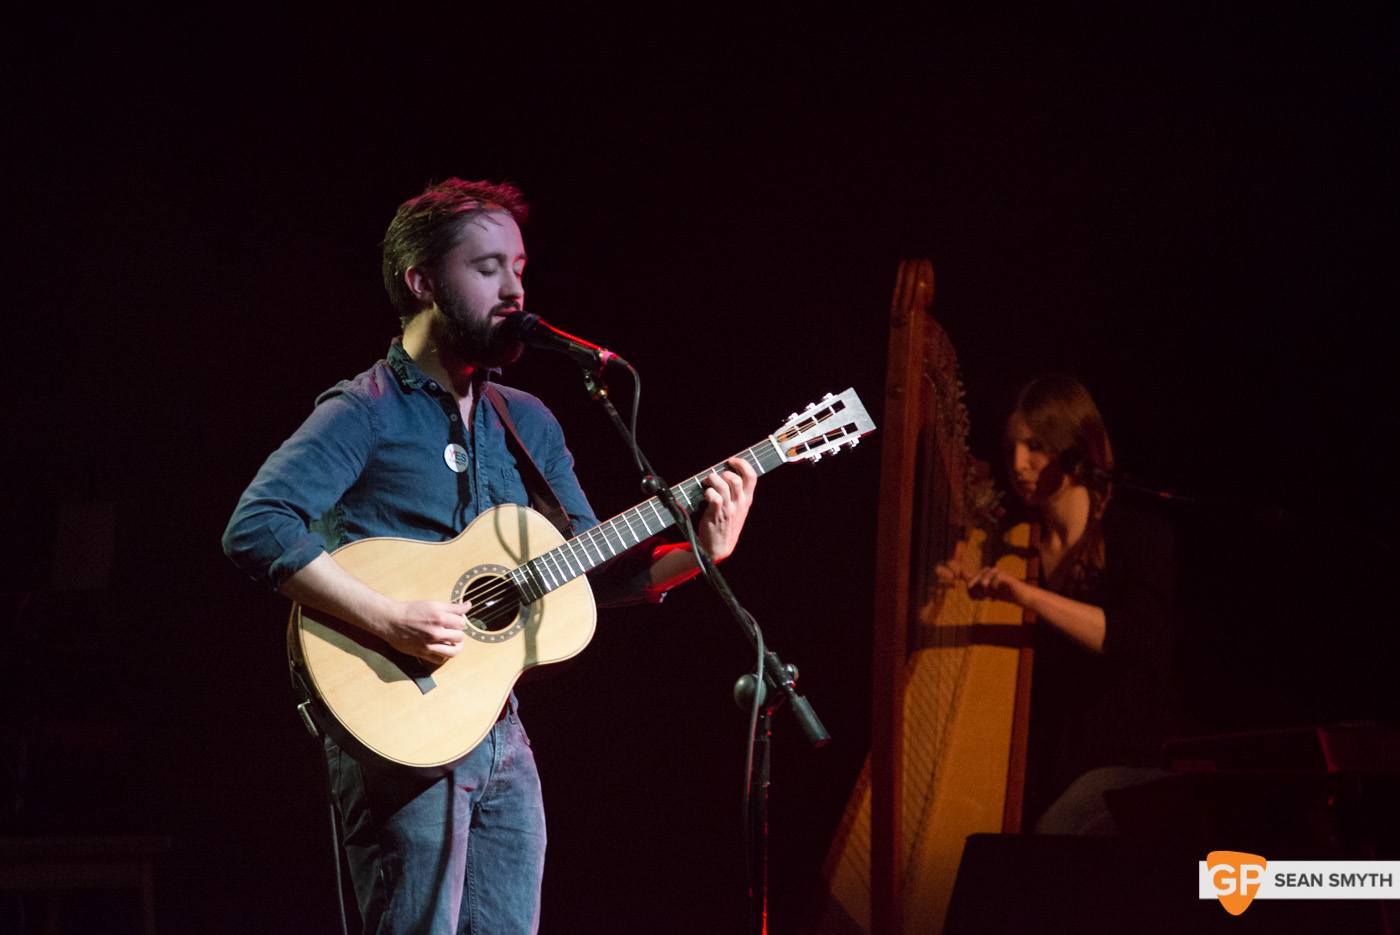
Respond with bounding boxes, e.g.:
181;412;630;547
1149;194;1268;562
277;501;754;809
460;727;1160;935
381;178;529;327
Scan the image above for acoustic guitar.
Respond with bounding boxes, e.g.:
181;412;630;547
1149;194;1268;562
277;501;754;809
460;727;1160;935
288;389;874;770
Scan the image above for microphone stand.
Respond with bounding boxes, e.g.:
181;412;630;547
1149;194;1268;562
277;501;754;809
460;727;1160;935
576;363;830;935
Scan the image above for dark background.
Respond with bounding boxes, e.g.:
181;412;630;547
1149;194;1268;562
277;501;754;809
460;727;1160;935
4;7;1397;933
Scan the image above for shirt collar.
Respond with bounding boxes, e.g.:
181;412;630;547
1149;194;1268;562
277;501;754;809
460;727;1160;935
386;337;499;393
386;337;429;391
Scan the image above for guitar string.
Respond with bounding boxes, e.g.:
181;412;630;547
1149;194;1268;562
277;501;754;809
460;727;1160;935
469;420;855;612
443;410;864;632
420;409;857;639
454;462;743;626
450;472;727;625
458;426;853;622
452;445;783;631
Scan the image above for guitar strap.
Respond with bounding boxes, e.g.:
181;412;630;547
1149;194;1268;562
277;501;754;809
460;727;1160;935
483;383;576;538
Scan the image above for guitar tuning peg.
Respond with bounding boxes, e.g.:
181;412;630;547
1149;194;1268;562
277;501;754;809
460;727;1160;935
822;392;834;400
847;438;860;448
810;452;823;462
786;412;799;422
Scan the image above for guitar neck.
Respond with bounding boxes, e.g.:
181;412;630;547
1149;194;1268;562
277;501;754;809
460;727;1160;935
510;435;787;602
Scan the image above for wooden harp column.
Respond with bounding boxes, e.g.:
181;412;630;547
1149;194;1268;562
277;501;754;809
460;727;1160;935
819;260;1035;935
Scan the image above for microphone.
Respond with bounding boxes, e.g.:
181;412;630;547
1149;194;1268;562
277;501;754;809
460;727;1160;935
502;311;627;368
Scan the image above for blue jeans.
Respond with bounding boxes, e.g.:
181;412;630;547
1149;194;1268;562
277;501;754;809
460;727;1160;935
325;707;546;934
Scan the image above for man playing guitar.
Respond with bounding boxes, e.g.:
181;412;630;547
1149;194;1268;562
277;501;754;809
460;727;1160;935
223;178;758;934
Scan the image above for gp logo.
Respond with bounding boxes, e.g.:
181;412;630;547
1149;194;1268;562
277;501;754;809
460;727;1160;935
1205;850;1268;915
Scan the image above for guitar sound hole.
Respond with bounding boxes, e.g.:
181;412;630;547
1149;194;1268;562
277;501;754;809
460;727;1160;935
462;574;521;633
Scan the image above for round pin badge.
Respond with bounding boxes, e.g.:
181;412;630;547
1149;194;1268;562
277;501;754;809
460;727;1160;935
443;443;469;473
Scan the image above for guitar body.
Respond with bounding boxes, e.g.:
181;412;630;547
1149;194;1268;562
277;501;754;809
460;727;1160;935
289;503;596;771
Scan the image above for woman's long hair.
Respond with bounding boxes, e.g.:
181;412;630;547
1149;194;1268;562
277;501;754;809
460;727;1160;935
1013;374;1114;593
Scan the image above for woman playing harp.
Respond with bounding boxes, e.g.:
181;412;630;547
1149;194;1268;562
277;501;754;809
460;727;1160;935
939;374;1179;835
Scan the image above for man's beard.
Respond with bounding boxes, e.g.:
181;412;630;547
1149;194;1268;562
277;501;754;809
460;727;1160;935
438;286;523;369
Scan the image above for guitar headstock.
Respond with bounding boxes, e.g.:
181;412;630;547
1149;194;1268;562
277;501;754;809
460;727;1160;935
772;388;876;464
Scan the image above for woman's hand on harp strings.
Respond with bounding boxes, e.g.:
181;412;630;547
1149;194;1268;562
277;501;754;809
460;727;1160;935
933;541;974;588
935;544;1031;607
963;566;1031;605
938;552;1107;653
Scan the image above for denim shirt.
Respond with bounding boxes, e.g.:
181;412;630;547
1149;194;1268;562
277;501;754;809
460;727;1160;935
223;339;655;604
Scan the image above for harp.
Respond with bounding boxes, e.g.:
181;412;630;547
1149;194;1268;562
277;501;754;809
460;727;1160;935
818;260;1038;934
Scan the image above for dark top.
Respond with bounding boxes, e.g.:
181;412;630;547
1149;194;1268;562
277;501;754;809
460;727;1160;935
222;339;656;605
1023;497;1181;823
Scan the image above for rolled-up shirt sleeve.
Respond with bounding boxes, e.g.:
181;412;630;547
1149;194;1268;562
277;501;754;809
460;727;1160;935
222;389;374;590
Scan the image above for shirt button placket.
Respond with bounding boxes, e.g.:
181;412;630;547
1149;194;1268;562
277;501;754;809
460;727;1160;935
435;387;474;506
472;394;487;507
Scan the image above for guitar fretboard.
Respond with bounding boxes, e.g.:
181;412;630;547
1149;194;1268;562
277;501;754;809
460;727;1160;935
509;437;786;603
